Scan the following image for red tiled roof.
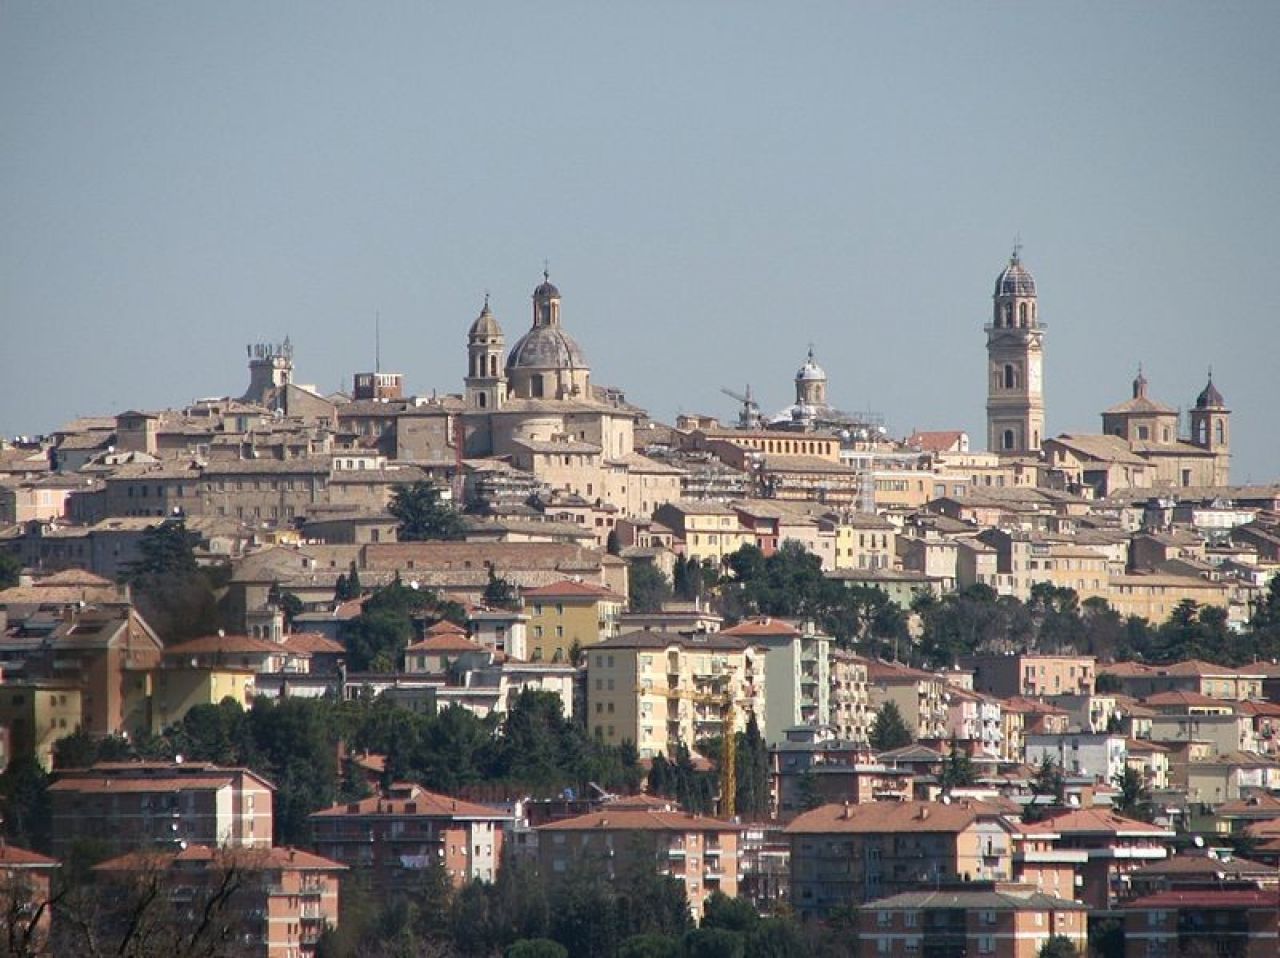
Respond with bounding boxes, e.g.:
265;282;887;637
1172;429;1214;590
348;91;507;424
310;784;505;821
906;430;966;453
404;633;486;654
1123;889;1275;909
785;800;1005;835
97;844;343;873
538;807;740;833
1023;808;1173;837
164;634;294;656
425;619;468;636
0;845;58;867
1142;691;1232;708
282;632;344;655
521;579;623;600
721;617;801;638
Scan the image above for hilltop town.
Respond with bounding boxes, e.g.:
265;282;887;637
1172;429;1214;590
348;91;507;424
2;257;1278;957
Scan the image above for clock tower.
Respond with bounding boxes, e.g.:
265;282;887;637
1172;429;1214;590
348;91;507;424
986;245;1046;455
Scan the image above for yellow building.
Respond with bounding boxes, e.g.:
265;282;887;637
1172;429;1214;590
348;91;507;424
0;682;83;770
586;631;766;759
523;579;625;664
150;666;256;733
653;500;754;565
1105;573;1233;623
832;513;897;571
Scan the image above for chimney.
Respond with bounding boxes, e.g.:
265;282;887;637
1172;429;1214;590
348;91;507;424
841;801;851;820
917;806;929;821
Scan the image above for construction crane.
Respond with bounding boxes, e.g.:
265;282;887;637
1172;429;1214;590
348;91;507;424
640;682;742;818
720;385;761;431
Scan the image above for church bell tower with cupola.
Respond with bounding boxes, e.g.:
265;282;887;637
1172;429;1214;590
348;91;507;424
1189;371;1230;486
465;294;507;411
986;245;1046;455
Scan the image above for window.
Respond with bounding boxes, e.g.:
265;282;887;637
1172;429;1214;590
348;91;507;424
1003;429;1015;451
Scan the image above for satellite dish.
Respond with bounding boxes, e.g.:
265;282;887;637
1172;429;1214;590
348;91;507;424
1193;835;1205;848
410;580;420;590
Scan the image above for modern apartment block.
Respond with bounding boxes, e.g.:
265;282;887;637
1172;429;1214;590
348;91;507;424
310;782;509;887
586;630;766;759
720;617;829;743
49;761;275;858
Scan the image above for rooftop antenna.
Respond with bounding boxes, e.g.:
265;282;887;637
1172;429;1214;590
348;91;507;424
375;311;381;374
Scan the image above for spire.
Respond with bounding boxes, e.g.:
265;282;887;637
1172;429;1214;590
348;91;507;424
1133;363;1147;398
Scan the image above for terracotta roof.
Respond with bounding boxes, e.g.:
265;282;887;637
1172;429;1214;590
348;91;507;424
164;634;294;657
310;784;506;821
1216;793;1280;817
785;800;1007;835
49;775;240;794
425;619;469;636
721;617;801;638
1023;808;1173;837
96;844;343;873
1142;691;1233;708
595;630;749;652
905;430;967;453
1122;889;1275;909
521;579;624;600
858;887;1085;912
0;845;58;867
404;633;486;654
281;632;344;655
537;807;740;833
36;569;115;587
1125;738;1169;753
1131;852;1277;878
866;659;941;683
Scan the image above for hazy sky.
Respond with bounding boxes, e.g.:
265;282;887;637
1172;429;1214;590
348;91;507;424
3;3;1277;480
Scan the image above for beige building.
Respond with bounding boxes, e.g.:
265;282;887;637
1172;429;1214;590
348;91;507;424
537;799;742;921
586;630;766;759
829;650;872;745
788;800;1018;917
961;654;1096;699
95;844;343;958
50;761;275;858
856;883;1088;958
523;578;625;664
654;500;753;565
0;681;82;770
864;659;948;740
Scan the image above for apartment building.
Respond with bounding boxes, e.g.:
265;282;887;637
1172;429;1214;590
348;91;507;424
49;761;275;859
864;660;948;740
0;681;82;770
1100;660;1266;702
653;500;753;565
829;650;872;745
1122;888;1279;958
1022;809;1173;909
855;883;1087;958
787;800;1017;917
586;630;766;759
1025;733;1128;785
522;579;624;664
720;617;829;743
536;800;741;921
94;845;343;958
960;654;1096;699
310;783;508;888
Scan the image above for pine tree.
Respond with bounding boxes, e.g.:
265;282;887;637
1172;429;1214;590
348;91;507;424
869;702;913;751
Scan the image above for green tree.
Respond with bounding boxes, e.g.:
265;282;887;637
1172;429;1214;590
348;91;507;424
744;918;807;958
869;702;913;751
507;940;569;958
389;480;466;541
483;565;522;611
629;563;673;614
0;757;51;852
682;927;746;958
606;530;622;556
1112;766;1152;821
620;934;681;958
278;591;303;628
120;518;221;643
1031;755;1066;804
701;892;758;933
1037;935;1080;958
0;552;20;590
940;739;976;793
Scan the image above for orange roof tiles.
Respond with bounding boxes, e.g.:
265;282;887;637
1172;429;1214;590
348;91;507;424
521;579;624;600
537;807;741;833
784;800;1005;835
310;784;505;821
721;617;802;638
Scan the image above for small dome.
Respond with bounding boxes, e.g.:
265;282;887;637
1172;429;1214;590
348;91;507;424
506;325;588;372
468;298;503;340
796;349;827;382
533;270;560;300
994;254;1036;298
1196;375;1225;409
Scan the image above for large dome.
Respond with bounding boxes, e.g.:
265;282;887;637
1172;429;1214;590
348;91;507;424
506;325;588;371
994;255;1036;297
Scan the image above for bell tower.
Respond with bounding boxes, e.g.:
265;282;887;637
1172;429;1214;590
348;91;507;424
986;244;1046;455
465;295;506;411
1189;371;1230;485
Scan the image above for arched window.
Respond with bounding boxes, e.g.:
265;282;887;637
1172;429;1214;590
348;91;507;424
1003;429;1015;450
489;354;498;377
477;393;487;409
1019;303;1028;326
1003;304;1013;327
1215;420;1225;445
1197;421;1208;444
1004;364;1016;389
532;376;545;398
